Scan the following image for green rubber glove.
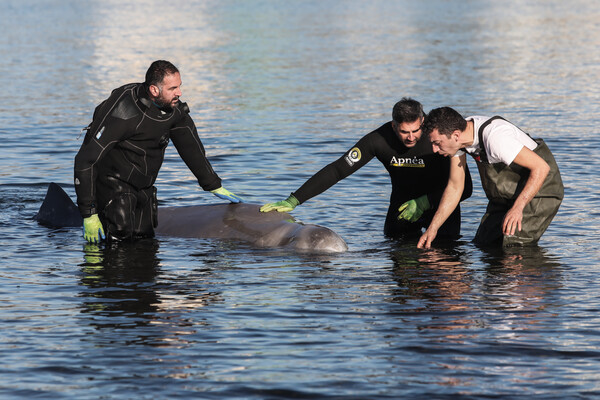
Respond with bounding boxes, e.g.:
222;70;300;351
398;195;430;223
83;214;106;243
210;187;244;203
260;194;300;213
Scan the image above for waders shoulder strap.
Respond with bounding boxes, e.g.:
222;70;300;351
475;116;506;163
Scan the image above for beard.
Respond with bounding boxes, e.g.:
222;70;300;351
155;94;179;110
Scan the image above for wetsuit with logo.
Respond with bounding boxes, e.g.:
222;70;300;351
292;122;473;239
74;83;222;240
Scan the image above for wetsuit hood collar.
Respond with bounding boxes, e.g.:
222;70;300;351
137;84;154;110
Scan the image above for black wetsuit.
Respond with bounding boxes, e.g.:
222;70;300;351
292;122;473;239
74;83;222;240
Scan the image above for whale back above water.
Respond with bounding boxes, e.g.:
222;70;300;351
157;203;348;252
35;183;348;253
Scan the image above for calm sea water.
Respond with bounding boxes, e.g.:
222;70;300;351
1;0;600;398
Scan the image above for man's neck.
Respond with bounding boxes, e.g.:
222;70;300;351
461;120;475;148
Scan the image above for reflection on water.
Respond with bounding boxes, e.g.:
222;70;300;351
478;245;563;308
390;243;471;311
386;243;570;395
79;240;222;348
79;240;162;328
1;0;600;398
390;243;563;335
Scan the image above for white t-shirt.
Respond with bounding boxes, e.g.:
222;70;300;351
456;116;538;165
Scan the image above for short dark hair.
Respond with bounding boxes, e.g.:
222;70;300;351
423;107;467;137
392;98;424;124
145;60;179;87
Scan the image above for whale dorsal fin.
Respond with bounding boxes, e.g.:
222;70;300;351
35;183;83;227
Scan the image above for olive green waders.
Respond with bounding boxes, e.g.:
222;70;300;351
471;117;564;247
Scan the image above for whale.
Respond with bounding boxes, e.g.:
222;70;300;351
35;183;348;253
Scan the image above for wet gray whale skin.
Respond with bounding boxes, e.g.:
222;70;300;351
35;183;348;253
156;203;348;253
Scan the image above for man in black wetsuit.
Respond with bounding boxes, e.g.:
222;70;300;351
74;60;243;243
260;98;472;241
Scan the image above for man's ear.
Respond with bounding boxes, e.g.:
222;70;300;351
149;84;160;98
452;130;461;141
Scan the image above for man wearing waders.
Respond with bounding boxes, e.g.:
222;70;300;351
260;98;473;242
417;106;563;249
74;60;243;243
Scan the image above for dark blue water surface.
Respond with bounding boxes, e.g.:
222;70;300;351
1;1;600;399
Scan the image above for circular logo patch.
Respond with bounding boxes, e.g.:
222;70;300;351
348;147;361;163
